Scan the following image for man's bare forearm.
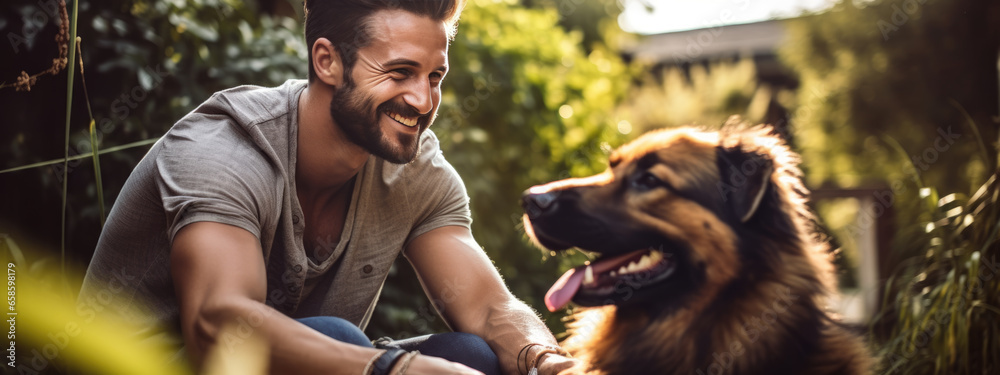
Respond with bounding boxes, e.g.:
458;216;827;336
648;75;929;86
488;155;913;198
188;298;378;375
478;298;561;375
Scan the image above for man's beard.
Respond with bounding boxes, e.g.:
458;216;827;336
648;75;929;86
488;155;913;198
329;78;430;164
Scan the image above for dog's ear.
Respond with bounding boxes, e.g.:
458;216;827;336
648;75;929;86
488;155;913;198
715;145;773;223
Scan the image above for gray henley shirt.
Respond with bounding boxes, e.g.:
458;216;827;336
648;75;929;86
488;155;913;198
79;79;472;351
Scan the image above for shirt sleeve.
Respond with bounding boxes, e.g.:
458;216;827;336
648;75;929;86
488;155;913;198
404;133;473;247
154;115;276;243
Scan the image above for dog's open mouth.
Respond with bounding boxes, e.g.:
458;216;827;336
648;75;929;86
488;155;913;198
545;247;676;312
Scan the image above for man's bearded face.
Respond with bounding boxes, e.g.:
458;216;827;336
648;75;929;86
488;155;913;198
326;9;448;164
329;75;431;164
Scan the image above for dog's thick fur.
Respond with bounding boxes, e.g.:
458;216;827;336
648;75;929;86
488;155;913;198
522;124;873;375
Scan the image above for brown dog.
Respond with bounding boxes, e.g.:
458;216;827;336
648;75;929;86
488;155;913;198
521;125;873;374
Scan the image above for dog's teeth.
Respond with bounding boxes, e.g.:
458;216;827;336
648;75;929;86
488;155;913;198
618;266;628;275
627;262;638;273
638;255;651;269
584;266;595;286
649;251;663;263
610;271;617;277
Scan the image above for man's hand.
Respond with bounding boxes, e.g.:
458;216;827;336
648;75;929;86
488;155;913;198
392;355;484;375
537;354;579;375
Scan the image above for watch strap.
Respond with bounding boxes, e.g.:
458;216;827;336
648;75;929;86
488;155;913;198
371;347;407;375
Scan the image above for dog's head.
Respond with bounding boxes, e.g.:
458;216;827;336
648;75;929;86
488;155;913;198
522;125;811;314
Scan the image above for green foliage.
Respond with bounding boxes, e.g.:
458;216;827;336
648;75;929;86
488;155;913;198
1;0;306;269
779;0;999;192
617;58;774;133
873;172;1000;374
2;4;308;370
128;0;307;99
813;198;863;289
521;0;635;52
369;0;633;338
780;2;1000;370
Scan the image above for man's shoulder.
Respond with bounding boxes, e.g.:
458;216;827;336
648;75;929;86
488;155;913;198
162;79;306;169
183;79;306;129
154;91;290;186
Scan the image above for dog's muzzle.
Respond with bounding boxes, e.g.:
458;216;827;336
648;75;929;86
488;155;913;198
521;191;559;220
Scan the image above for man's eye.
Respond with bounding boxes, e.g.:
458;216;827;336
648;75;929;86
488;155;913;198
390;69;410;79
630;172;663;191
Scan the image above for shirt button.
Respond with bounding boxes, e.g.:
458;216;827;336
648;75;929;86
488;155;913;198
292;215;300;224
362;265;373;274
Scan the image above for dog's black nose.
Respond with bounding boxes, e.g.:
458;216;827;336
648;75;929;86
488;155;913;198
522;190;558;219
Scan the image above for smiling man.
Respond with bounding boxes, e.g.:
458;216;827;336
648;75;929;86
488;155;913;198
79;1;575;374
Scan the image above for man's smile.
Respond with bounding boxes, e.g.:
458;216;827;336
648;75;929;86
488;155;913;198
385;110;419;128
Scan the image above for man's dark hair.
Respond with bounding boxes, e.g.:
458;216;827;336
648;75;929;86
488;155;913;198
304;0;465;82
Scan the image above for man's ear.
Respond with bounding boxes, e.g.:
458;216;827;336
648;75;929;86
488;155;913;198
312;38;344;87
716;145;773;223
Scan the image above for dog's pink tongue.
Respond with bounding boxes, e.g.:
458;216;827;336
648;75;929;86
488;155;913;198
545;266;585;312
543;250;650;312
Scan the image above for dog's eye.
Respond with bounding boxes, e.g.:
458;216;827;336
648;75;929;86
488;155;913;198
630;171;664;191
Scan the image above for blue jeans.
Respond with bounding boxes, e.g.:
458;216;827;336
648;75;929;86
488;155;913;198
297;316;501;375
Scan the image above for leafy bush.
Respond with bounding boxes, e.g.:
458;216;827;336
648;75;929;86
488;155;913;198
778;1;1000;371
616;57;769;133
779;0;999;192
0;0;307;273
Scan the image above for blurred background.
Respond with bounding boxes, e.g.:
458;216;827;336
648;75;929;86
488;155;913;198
0;0;998;373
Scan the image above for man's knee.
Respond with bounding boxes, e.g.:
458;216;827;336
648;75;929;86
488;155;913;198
296;316;372;347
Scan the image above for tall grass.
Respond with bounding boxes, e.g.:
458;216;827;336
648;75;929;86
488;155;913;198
0;0;112;278
873;171;1000;374
61;0;79;275
871;53;1000;375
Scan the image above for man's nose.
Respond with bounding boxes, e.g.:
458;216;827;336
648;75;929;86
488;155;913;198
403;78;433;115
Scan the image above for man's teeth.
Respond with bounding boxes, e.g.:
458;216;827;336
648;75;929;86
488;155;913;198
584;265;595;286
387;111;418;127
